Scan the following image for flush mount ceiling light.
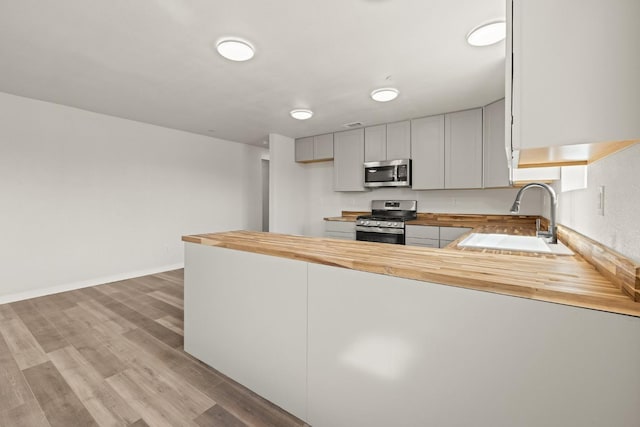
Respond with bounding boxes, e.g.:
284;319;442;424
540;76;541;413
466;21;506;46
216;38;255;61
290;109;314;120
370;88;399;102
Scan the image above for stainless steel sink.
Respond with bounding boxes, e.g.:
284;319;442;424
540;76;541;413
457;233;574;255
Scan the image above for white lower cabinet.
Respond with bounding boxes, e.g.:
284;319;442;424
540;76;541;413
406;225;471;249
405;237;439;248
324;220;355;240
438;240;451;248
440;226;472;242
405;225;439;248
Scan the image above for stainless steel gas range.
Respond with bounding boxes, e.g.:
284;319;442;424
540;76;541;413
355;200;417;245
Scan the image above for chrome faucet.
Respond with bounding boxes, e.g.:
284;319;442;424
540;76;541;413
510;182;558;244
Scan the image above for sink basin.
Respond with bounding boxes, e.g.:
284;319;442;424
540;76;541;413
457;233;574;255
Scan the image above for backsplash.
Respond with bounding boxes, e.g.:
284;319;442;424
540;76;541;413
304;161;544;237
554;143;640;263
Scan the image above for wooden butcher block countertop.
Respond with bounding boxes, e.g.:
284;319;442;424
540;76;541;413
183;230;640;317
324;211;543;228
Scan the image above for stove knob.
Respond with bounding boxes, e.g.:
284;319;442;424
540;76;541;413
364;221;370;225
375;221;380;226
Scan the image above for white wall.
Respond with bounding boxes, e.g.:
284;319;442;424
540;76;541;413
556;144;640;263
269;138;543;238
0;92;265;302
268;133;308;235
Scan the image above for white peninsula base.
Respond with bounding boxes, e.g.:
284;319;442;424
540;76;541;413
184;242;640;427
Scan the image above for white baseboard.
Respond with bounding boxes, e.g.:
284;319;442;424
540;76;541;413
0;263;184;305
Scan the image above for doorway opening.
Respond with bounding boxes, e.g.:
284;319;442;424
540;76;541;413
261;159;269;232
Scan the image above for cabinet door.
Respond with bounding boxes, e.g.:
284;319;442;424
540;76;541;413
405;224;439;248
333;128;366;191
364;125;386;162
406;237;439;248
295;136;314;162
411;115;445;190
386;120;411;160
405;225;439;240
324;221;356;234
511;0;640;150
445;108;483;189
439;226;472;242
483;99;510;188
314;133;334;160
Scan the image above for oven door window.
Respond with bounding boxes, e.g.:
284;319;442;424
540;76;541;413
365;166;395;183
356;230;405;245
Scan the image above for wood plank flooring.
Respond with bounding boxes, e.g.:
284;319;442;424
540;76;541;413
0;270;308;427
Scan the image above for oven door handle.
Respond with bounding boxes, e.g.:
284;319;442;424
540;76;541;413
355;226;404;235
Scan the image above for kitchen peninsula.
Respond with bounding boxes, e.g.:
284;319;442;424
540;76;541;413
182;224;640;427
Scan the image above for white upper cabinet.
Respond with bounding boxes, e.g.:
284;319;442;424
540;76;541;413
411;115;445;190
364;125;386;162
364;120;411;162
295;134;333;163
294;136;314;162
333;128;366;191
483;99;510;188
313;133;334;160
444;108;483;189
386;120;411;160
510;0;640;150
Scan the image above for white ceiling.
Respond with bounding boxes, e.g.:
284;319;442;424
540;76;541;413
0;0;506;146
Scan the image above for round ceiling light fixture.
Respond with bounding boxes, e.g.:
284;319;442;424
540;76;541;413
216;38;255;61
466;21;506;46
370;87;399;102
290;109;314;120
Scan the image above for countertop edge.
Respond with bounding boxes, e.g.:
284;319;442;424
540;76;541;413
182;231;640;318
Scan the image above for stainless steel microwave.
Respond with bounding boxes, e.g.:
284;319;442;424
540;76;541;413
364;159;411;188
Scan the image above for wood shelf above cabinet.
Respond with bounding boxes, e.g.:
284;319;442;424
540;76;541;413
517;139;640;168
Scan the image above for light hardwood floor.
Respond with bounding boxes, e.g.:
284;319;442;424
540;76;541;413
0;270;307;427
